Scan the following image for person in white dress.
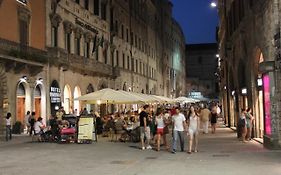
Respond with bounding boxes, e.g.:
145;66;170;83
187;106;200;154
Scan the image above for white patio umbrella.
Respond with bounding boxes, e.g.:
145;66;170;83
75;88;143;104
175;96;199;103
129;92;159;103
152;95;175;103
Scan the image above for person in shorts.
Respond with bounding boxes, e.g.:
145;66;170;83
155;108;165;151
139;105;151;150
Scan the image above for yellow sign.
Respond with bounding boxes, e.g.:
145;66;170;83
78;117;93;140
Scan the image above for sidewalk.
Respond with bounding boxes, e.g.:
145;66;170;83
0;127;280;175
0;134;32;147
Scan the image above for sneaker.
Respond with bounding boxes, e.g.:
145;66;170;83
171;150;176;154
142;147;145;150
146;145;152;149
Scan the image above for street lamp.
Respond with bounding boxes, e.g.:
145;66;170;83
211;2;217;8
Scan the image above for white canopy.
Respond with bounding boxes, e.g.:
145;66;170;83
75;88;143;104
175;96;199;103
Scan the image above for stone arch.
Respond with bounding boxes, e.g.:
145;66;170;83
63;84;72;114
34;80;47;123
16;80;31;124
73;86;82;115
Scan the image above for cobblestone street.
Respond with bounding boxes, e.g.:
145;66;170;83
1;128;281;175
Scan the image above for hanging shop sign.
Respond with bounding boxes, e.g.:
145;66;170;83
50;86;61;103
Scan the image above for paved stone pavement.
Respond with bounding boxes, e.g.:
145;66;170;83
0;128;281;175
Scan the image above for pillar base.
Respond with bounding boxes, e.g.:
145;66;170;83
263;135;281;150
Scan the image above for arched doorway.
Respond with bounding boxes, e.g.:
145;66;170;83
16;82;27;124
34;86;41;120
34;81;47;124
86;84;94;112
63;84;72;114
74;86;82;115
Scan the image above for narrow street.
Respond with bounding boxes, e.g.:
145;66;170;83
1;128;280;175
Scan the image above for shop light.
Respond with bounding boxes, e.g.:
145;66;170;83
224;86;227;90
97;100;101;105
231;91;235;96
257;78;263;87
241;88;247;95
20;76;27;82
216;54;220;58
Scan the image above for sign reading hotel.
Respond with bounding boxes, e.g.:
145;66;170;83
75;18;98;34
50;87;61;103
17;0;27;5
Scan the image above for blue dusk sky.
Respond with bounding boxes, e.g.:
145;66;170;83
171;0;219;44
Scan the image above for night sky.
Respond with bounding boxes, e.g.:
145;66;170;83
171;0;219;44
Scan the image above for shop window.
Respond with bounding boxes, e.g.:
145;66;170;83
126;28;129;42
75;0;80;4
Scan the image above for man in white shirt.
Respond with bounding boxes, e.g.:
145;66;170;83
34;117;46;141
171;107;186;153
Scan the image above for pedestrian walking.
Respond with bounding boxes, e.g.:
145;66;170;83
139;105;152;150
200;105;211;134
210;105;218;134
155;108;165;151
163;110;171;150
29;112;36;136
171;107;186;154
24;111;31;134
5;112;12;141
187;106;200;154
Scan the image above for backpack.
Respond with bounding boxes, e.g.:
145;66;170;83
238;118;245;128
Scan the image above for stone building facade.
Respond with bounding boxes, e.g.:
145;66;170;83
185;43;219;98
0;0;186;135
218;0;281;149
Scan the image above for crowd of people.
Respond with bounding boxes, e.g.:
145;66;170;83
4;102;224;153
93;102;222;153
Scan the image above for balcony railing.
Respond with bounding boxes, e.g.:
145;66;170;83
47;47;120;78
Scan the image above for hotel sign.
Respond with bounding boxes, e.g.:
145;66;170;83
50;86;61;103
17;0;27;5
75;18;98;34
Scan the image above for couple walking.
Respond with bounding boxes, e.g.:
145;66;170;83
171;106;199;154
